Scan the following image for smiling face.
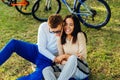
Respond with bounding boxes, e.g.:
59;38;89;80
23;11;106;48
61;15;83;44
64;18;74;35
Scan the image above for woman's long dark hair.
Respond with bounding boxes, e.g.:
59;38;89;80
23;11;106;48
61;14;87;45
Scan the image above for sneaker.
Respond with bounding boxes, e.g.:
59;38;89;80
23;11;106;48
69;77;76;80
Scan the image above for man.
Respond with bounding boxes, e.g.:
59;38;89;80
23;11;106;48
18;14;63;80
37;14;63;63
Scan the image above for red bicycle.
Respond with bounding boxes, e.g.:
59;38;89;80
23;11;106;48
2;0;36;15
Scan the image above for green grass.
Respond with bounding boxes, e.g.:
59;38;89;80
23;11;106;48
0;0;120;80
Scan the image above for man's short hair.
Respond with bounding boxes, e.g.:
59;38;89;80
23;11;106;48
48;14;63;28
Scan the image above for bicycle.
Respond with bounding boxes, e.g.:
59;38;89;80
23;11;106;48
1;0;36;15
32;0;111;29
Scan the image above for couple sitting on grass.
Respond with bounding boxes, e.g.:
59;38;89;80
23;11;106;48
0;14;89;80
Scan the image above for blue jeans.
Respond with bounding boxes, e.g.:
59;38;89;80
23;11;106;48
0;39;52;80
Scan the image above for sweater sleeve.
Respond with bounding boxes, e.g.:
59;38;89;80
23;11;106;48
78;32;87;59
37;22;56;61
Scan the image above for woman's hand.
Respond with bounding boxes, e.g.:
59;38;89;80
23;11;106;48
61;60;67;64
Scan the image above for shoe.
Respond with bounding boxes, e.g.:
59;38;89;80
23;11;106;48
69;77;76;80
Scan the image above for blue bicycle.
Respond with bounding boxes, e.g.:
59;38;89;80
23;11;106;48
32;0;111;29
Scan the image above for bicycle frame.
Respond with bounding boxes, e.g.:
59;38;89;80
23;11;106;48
11;0;28;6
61;0;93;16
2;0;29;6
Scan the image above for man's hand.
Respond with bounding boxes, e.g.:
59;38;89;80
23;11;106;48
54;56;63;64
54;55;66;64
54;54;71;64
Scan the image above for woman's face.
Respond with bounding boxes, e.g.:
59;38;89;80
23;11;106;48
64;18;74;35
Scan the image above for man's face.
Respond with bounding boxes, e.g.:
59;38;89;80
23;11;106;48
49;24;62;36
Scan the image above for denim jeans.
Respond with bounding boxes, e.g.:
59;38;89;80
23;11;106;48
0;39;52;80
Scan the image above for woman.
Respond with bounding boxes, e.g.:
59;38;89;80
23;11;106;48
43;14;89;80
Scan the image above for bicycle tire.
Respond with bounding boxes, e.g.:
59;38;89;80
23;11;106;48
32;0;61;21
15;0;37;15
77;0;111;29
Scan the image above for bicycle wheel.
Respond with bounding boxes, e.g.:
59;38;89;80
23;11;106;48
15;0;36;15
32;0;61;21
77;0;111;29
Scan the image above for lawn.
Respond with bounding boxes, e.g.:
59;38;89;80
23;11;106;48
0;0;120;80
